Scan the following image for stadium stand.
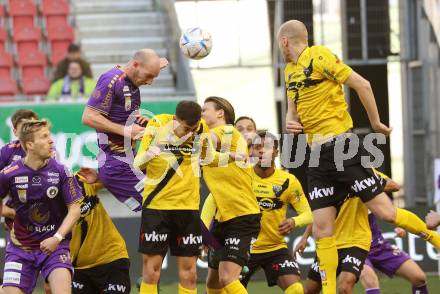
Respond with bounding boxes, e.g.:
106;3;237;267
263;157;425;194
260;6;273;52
0;0;73;98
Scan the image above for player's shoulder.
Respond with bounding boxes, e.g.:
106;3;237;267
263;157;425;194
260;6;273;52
309;45;333;56
1;160;22;177
97;67;124;85
5;140;21;150
49;158;73;177
150;114;173;126
277;169;302;188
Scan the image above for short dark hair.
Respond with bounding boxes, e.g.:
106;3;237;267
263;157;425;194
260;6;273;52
204;96;235;125
67;43;81;53
11;109;38;129
256;130;279;150
235;116;257;130
19;120;51;150
175;100;202;126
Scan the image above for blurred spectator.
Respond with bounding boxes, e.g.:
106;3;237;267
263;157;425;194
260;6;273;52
47;61;95;101
52;43;93;82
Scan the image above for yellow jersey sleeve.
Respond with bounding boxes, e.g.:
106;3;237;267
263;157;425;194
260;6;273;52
314;46;353;84
372;168;390;180
199;121;230;167
134;116;162;170
201;193;217;228
284;67;297;101
289;177;312;228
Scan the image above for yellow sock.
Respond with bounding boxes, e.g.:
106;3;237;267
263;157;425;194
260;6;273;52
207;288;226;294
285;282;304;294
395;208;440;248
316;236;338;294
223;280;248;294
140;282;158;294
179;283;197;294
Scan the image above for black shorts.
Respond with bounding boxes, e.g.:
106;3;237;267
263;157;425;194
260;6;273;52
209;214;261;267
240;248;300;287
307;247;368;283
307;135;384;210
138;209;202;257
72;258;130;294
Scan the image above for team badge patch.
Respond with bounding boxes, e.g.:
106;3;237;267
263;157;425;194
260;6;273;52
47;186;59;198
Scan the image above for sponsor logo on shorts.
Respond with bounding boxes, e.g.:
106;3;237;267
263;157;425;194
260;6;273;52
14;176;28;184
351;176;376;193
72;282;84;289
47;186;59;198
391;244;402;256
311;261;319;273
106;284;127;292
4;262;22;271
272;259;298;271
3;271;21;284
309;187;334;200
225;237;240;250
342;254;362;271
176;234;202;246
142;231;168;242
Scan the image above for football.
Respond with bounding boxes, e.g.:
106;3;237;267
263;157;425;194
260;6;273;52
179;27;213;60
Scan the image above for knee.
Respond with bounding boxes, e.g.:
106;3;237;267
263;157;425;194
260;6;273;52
338;278;356;294
375;208;396;223
179;265;197;286
409;270;427;286
143;263;161;283
219;272;235;288
312;222;333;239
360;270;379;288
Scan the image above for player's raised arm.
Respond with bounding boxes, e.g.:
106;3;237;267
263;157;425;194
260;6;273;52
133;117;161;171
344;71;392;136
285;87;304;135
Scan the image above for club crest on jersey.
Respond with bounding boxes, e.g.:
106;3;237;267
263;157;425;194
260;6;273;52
123;85;132;111
12;155;22;161
47;186;59;198
272;184;282;193
17;189;27;203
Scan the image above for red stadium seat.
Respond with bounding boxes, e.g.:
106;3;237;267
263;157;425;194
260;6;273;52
47;25;74;64
0;27;7;49
45;15;68;29
22;76;50;95
8;0;37;16
50;42;68;64
13;26;41;55
0;78;18;96
17;50;47;67
13;26;41;42
0;51;13;67
47;25;74;41
0;50;13;77
41;0;69;16
8;0;37;31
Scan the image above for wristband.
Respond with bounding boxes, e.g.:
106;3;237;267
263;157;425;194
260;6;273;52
54;233;64;242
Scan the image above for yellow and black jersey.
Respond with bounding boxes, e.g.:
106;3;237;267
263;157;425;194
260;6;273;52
70;174;128;269
251;168;312;253
284;45;353;143
134;114;228;210
202;125;260;222
334;196;371;252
